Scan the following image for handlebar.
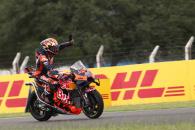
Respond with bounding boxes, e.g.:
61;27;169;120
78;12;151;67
29;75;34;78
25;82;33;86
93;79;100;86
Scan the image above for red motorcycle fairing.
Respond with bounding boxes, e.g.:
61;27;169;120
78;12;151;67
53;88;81;115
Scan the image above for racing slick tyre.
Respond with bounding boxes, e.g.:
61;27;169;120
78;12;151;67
82;90;104;119
29;92;52;121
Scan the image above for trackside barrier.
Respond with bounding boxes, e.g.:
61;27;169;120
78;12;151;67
2;60;195;113
0;74;31;113
0;75;111;114
91;60;195;106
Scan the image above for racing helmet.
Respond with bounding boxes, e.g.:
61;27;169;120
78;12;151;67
40;38;59;54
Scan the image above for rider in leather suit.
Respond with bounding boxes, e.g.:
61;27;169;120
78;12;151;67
33;37;73;103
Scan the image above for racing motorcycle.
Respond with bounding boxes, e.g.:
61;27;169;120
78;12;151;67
25;61;104;121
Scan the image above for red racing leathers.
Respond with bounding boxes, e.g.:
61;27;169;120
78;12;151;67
33;41;73;94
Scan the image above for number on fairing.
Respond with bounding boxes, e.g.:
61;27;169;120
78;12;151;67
57;89;69;101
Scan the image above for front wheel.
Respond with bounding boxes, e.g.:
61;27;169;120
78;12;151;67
29;92;52;121
82;90;104;119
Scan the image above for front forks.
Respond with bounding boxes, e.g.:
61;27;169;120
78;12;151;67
79;88;96;109
76;88;89;108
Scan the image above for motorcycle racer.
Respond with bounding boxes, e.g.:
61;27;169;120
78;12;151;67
33;36;74;104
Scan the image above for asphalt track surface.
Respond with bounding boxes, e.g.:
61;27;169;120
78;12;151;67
1;108;195;129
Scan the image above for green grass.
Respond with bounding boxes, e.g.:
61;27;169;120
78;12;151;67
1;101;195;118
105;101;195;112
0;113;30;118
1;122;195;130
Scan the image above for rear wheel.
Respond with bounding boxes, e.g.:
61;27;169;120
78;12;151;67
29;92;52;121
82;90;104;119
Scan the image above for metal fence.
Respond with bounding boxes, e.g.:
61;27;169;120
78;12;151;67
0;36;194;75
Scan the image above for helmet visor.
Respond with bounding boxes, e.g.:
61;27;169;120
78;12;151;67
48;45;59;54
